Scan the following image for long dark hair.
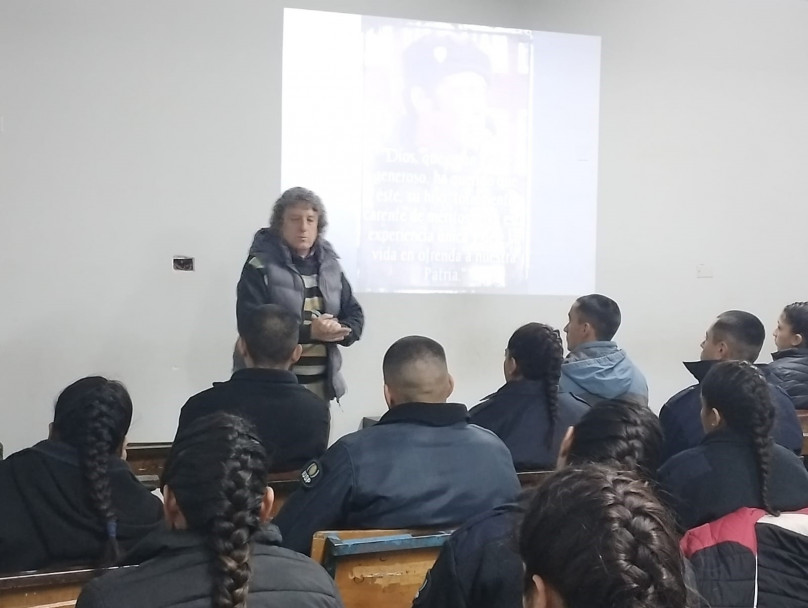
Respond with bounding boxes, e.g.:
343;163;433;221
52;376;133;566
161;413;270;608
520;464;687;608
566;399;663;480
507;323;563;443
701;360;778;515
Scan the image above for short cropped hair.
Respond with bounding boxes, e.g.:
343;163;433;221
268;187;328;235
712;310;766;363
575;294;622;341
382;336;447;387
237;304;299;366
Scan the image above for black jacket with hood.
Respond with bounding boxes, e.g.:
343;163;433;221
0;440;163;573
236;229;364;400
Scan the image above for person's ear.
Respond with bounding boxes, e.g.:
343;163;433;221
290;343;303;365
162;485;188;530
525;574;550;608
556;426;575;470
504;356;518;381
259;487;275;523
236;337;252;365
118;436;129;460
703;407;723;431
793;333;805;348
716;340;731;360
383;383;394;409
445;374;455;400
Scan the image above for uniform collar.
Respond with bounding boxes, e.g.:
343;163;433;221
228;368;298;384
123;524;283;565
684;359;767;383
375;402;469;427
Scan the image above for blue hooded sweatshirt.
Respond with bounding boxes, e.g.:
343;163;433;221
559;341;649;405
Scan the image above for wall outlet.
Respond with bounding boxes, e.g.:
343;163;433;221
173;256;195;271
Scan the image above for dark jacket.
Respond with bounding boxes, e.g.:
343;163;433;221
0;440;163;573
236;229;364;400
469;380;590;470
658;428;808;530
413;503;523;608
176;368;330;473
658;360;803;463
682;507;808;608
274;403;521;555
559;341;648;406
76;525;344;608
765;348;808;410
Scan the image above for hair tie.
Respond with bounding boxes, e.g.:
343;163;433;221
106;520;118;539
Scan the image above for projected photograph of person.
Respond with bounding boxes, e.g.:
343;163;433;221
281;9;600;297
358;21;532;293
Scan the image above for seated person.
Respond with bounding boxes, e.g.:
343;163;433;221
274;336;521;556
177;304;330;472
659;310;802;462
659;360;808;530
414;399;664;608
0;377;163;573
521;465;687;608
469;322;590;470
766;301;808;409
78;412;343;607
560;294;648;406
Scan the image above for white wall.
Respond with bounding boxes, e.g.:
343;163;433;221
1;0;808;455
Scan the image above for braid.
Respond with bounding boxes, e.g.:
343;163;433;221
80;399;123;565
507;323;564;443
53;378;132;566
520;465;687;608
209;441;268;608
701;361;778;515
567;399;662;480
163;413;270;608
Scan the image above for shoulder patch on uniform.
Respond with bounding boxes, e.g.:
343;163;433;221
300;460;322;488
248;256;264;270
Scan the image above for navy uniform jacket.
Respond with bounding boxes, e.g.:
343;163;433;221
659;360;802;463
469;380;590;471
273;402;521;555
413;503;523;608
659;428;808;530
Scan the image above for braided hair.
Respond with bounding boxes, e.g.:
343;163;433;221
520;464;687;608
161;413;270;608
701;360;779;515
507;323;563;443
566;399;663;480
52;376;133;566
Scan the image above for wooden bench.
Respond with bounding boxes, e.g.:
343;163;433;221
126;441;171;489
0;566;127;608
311;529;451;608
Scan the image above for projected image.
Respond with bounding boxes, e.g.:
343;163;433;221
282;10;600;295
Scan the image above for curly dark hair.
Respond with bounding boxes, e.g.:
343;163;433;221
507;323;563;443
701;360;778;515
161;413;270;608
566;399;663;480
520;464;687;608
52;376;133;566
268;186;328;235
